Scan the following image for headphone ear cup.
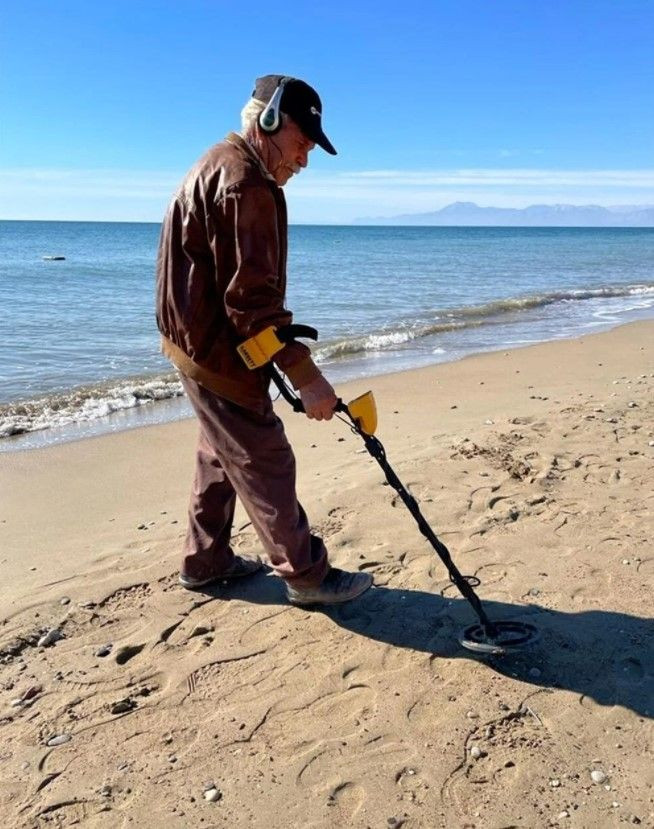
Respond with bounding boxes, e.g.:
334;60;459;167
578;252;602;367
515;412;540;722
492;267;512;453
259;104;279;133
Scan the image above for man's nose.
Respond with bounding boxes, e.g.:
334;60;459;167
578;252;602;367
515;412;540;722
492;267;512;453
298;150;309;168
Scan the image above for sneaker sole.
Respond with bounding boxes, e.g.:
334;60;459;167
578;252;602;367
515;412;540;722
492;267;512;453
179;561;263;590
178;575;221;590
287;577;373;606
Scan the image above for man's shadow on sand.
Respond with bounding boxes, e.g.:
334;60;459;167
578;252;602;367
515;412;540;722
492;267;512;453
197;572;653;719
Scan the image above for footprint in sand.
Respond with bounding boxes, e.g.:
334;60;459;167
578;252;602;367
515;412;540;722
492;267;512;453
308;683;375;721
29;800;90;826
326;780;365;818
98;583;152;612
313;506;356;539
395;766;430;806
466;484;498;514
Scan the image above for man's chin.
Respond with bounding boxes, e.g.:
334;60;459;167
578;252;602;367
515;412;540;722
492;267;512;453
274;168;297;186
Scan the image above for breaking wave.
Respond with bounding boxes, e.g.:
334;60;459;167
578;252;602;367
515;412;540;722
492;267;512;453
0;374;184;438
2;282;652;441
313;283;654;362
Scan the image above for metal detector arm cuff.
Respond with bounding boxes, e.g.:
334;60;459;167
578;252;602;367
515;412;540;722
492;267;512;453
238;324;321;389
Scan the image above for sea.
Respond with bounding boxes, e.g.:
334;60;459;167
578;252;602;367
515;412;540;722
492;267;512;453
1;221;653;452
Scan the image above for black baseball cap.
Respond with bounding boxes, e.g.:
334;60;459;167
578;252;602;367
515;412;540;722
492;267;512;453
252;75;337;155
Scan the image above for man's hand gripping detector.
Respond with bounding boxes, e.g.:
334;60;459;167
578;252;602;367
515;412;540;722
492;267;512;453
237;325;378;436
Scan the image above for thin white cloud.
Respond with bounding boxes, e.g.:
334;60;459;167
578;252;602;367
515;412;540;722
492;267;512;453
327;169;654;187
1;166;654;223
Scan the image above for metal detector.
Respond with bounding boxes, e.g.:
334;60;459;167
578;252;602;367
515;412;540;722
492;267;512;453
241;325;540;655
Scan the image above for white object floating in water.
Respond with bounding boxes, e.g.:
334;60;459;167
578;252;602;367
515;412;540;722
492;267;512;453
42;255;66;261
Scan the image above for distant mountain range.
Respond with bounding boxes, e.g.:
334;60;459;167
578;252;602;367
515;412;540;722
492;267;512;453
354;202;654;227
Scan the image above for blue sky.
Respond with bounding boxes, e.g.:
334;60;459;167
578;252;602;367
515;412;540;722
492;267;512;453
2;0;653;222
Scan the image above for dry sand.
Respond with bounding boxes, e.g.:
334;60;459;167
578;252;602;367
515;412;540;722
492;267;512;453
1;321;653;828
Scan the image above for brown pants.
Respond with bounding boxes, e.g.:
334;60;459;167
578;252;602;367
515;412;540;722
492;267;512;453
180;375;328;588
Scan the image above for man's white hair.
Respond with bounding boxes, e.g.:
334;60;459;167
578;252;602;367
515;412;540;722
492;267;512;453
240;97;286;136
240;98;264;135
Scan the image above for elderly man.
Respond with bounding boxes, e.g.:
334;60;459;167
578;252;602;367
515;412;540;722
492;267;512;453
156;75;372;605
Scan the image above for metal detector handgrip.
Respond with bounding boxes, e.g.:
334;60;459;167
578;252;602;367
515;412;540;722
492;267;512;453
268;364;348;417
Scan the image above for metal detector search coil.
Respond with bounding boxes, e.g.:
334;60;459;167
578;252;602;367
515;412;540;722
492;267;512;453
459;621;540;655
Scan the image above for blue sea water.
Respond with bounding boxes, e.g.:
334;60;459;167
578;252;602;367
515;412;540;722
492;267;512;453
1;220;653;450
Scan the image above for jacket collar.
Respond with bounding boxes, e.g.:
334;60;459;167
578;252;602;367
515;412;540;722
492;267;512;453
225;132;277;185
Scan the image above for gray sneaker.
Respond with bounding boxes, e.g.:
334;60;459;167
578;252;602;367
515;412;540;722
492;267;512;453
286;568;373;606
179;555;263;590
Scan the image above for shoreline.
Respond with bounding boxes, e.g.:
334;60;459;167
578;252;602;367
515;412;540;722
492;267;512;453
1;320;652;827
2;314;653;453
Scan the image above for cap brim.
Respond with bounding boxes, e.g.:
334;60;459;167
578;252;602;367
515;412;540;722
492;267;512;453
285;109;337;155
303;124;336;155
317;133;337;155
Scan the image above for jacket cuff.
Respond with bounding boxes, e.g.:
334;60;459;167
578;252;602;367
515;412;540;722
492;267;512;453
283;355;321;389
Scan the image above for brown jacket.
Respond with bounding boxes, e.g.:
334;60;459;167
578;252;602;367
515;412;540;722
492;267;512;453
156;132;320;410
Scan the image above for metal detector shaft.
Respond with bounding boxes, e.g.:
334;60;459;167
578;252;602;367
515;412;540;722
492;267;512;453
268;365;496;635
354;428;496;635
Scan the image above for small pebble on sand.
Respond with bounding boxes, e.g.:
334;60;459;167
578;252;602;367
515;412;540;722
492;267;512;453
38;629;63;648
110;698;136;715
203;787;221;802
590;769;607;784
47;734;72;747
470;746;482;759
60;597;71;605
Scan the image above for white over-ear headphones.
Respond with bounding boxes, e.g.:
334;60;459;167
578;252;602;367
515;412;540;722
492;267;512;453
258;76;292;135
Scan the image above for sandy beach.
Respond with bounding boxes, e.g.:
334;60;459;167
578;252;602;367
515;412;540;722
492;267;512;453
1;320;652;828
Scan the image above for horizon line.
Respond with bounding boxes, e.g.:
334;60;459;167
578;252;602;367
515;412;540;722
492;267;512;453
2;217;654;229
